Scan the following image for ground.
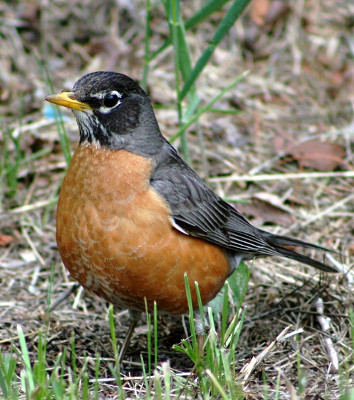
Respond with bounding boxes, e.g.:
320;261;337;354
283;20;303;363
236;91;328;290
0;0;353;398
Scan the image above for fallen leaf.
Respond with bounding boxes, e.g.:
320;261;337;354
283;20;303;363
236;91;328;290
250;0;270;25
291;140;345;171
0;234;14;246
348;243;354;256
237;197;294;226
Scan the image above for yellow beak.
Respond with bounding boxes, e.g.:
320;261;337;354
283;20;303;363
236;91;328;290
45;91;92;111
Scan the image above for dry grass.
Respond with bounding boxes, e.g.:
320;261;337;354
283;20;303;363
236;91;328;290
0;0;353;398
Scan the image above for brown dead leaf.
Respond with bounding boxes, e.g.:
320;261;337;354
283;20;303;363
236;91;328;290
348;243;354;256
250;0;270;25
237;198;294;226
291;140;345;171
0;234;14;246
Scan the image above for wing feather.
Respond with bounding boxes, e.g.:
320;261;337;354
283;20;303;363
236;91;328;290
149;140;337;273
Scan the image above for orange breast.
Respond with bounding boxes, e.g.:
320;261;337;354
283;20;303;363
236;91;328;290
56;144;230;314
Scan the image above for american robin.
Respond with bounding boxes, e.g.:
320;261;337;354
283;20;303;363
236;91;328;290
46;71;337;359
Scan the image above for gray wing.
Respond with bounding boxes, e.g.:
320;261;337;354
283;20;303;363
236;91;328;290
149;140;337;273
150;140;274;257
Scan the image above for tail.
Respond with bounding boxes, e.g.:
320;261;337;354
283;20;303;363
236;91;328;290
260;231;339;273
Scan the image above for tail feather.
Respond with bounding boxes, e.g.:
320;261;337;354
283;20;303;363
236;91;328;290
260;231;339;273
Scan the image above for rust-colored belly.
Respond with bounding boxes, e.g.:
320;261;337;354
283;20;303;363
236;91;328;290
56;145;230;314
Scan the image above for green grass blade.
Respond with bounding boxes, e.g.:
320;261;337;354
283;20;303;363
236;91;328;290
176;18;193;83
82;371;89;399
167;0;193;163
17;325;35;395
224;307;246;351
0;119;24;197
37;58;72;166
183;273;198;351
140;354;150;397
152;0;230;60
206;369;229;400
108;305;120;371
227;261;250;309
349;306;353;359
0;360;8;398
194;282;206;330
145;298;152;376
208;107;243;115
70;330;77;383
171;71;248;142
180;0;251;100
183;94;201;123
141;0;152;91
0;351;18;399
108;306;123;395
220;282;229;347
185;0;230;29
93;355;100;399
154;301;158;369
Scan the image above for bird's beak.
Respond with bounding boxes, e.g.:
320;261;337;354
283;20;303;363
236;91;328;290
45;91;92;111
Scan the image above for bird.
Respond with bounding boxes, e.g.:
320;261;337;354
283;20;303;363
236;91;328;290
45;71;338;360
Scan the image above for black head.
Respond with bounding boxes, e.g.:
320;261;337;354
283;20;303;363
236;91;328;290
46;71;164;155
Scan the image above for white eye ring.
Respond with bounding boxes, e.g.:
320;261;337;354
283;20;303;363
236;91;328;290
99;91;122;113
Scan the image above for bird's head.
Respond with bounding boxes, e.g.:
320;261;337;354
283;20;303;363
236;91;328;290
46;71;163;154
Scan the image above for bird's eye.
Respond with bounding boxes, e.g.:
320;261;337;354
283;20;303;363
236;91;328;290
103;91;121;108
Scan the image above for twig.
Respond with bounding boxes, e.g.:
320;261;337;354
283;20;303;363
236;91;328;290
72;285;85;310
239;325;293;383
316;298;339;373
279;193;354;236
281;327;304;341
209;170;354;183
326;253;353;288
0;199;58;216
49;283;80;312
0;329;41;345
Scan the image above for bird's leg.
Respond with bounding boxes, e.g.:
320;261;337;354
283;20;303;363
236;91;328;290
118;309;141;364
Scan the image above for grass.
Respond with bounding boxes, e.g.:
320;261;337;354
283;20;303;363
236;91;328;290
3;287;352;398
0;0;352;398
157;0;250;162
0;272;248;399
2;265;352;398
